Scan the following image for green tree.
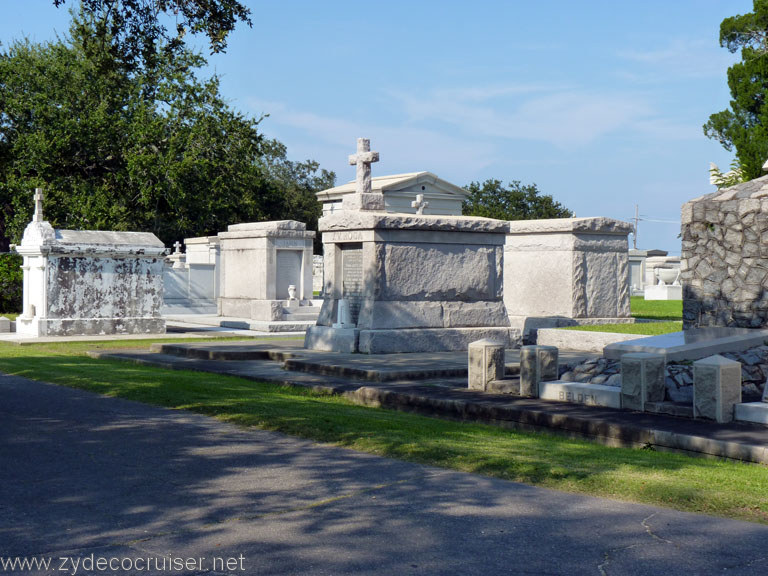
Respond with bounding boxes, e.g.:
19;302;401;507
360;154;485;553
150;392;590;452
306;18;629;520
0;11;333;250
53;0;251;70
704;0;768;180
462;179;572;220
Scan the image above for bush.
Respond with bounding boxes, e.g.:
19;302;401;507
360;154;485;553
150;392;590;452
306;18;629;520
0;253;22;313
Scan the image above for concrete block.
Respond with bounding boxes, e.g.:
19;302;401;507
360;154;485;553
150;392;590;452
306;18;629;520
468;339;505;391
620;353;665;411
0;317;10;333
538;381;621;408
735;402;768;425
303;326;358;353
520;345;558;397
693;354;742;423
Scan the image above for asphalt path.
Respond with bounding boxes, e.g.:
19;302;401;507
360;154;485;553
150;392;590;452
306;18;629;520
1;372;767;576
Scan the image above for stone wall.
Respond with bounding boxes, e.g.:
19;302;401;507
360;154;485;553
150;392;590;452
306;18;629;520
681;174;768;329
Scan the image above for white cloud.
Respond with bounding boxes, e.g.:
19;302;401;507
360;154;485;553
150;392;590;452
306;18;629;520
617;38;737;82
388;86;692;147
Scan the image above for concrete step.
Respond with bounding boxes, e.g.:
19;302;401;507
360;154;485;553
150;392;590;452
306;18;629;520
162;303;218;315
150;342;297;361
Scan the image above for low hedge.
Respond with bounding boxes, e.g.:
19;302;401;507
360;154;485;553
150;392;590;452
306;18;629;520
0;253;22;313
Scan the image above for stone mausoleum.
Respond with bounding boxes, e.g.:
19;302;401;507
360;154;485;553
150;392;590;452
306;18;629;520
504;217;634;337
15;189;166;337
305;138;517;353
681;172;768;329
218;220;315;321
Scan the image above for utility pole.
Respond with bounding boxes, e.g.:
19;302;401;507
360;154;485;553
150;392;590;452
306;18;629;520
632;204;639;250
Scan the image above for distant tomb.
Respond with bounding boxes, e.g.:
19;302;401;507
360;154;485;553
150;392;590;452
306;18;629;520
15;189;166;337
316;171;469;216
218;220;315;321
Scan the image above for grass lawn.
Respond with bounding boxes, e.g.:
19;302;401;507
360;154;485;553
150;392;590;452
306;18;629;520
558;297;683;335
630;296;682;321
1;338;767;524
560;321;683;335
1;312;19;321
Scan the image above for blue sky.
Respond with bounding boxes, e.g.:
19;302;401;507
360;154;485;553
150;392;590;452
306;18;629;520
0;0;754;254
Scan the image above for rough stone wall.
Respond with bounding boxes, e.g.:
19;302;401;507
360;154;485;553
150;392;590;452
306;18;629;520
681;177;768;329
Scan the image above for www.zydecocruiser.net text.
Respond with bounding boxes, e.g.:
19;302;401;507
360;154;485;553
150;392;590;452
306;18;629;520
1;554;246;574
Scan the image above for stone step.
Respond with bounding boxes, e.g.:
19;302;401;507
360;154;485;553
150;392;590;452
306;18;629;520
282;357;469;382
150;342;297;361
162;303;218;315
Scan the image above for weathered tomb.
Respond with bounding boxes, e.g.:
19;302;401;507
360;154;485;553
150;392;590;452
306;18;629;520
681;173;768;328
218;220;315;321
504;217;633;337
15;189;166;337
305;138;518;354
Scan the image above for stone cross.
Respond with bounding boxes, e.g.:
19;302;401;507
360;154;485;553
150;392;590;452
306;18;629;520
33;188;44;222
173;241;182;254
348;138;379;196
411;193;429;215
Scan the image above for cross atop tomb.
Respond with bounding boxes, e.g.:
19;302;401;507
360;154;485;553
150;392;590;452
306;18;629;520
348;138;379;196
411;193;429;215
173;241;183;254
33;188;44;223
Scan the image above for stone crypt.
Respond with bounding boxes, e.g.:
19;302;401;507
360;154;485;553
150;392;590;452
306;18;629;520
15;189;166;337
218;220;315;321
304;138;518;353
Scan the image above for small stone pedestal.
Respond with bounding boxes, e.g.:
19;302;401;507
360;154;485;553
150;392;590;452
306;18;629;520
520;345;558;397
620;353;665;411
468;339;505;391
693;354;741;423
644;284;682;301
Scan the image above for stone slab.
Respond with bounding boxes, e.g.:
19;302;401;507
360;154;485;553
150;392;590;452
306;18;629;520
604;328;768;361
735;402;768;425
358;327;520;354
536;328;641;352
96;342;768;463
537;381;622;409
0;317;10;333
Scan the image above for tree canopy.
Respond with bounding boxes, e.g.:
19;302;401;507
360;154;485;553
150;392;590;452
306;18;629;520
53;0;251;69
704;0;768;180
461;179;572;221
0;9;333;251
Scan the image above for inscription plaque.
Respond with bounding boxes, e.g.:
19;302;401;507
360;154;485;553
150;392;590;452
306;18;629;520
341;243;363;324
276;250;301;300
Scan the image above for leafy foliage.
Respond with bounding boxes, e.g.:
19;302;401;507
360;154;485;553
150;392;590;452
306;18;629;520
0;10;333;250
0;253;22;312
704;0;768;180
462;179;572;220
53;0;251;70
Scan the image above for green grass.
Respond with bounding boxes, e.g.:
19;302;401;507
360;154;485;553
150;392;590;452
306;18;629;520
630;296;682;320
557;297;683;335
560;321;683;335
1;339;767;524
1;312;19;321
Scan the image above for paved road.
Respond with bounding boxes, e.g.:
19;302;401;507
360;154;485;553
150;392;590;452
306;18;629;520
1;372;767;576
